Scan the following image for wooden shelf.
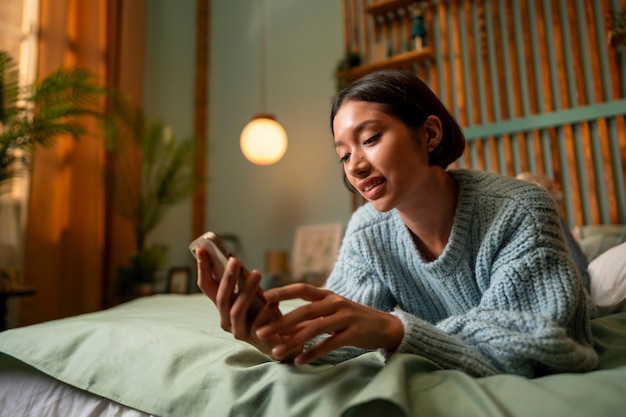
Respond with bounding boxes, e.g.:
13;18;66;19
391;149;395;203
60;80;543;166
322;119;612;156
365;0;424;16
340;47;433;81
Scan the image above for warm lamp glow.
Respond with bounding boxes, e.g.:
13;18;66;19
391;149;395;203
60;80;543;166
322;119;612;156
240;113;288;165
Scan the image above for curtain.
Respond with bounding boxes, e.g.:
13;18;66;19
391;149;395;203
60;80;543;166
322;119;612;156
18;0;146;325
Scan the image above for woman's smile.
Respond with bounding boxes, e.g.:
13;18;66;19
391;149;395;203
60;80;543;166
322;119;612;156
358;176;386;200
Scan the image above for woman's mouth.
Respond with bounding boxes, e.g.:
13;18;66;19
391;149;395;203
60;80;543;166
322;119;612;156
359;178;385;199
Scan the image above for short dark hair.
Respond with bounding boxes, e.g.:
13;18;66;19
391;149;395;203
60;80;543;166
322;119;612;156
331;70;465;168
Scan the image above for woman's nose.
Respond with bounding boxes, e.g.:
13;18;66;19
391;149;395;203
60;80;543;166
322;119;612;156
347;154;369;178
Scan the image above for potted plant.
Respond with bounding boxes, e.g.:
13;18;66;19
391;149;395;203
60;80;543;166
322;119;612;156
335;51;361;92
111;99;194;297
608;7;626;48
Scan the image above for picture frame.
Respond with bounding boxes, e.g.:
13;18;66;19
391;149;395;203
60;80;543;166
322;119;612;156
291;223;343;283
166;266;192;294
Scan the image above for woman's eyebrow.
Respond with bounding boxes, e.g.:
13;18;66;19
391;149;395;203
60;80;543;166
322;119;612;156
334;119;381;148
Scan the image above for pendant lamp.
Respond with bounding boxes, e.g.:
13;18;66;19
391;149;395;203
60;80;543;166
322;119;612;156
240;0;288;165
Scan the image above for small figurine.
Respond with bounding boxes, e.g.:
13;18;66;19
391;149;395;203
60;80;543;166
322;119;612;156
410;8;427;50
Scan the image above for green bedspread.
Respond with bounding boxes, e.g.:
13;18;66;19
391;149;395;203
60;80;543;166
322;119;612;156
1;294;625;417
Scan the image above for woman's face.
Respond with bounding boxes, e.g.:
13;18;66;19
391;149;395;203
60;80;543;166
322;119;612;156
333;100;437;213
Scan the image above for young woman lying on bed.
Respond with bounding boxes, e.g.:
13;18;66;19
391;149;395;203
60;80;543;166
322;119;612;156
196;69;598;378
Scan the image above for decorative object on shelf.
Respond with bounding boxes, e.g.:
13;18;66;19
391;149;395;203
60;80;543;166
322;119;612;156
166;266;192;294
410;5;427;50
239;0;287;165
336;0;434;85
608;7;626;48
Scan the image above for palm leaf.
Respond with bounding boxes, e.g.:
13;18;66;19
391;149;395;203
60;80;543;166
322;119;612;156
0;51;110;191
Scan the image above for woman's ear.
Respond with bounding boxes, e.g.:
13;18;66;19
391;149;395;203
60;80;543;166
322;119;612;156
423;115;443;152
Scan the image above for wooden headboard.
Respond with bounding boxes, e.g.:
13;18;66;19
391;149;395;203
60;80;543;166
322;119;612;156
342;0;626;227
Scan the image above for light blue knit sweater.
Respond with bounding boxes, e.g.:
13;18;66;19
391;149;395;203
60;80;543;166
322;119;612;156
321;169;598;377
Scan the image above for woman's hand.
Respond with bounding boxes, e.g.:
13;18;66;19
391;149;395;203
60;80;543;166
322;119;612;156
195;247;288;359
256;283;404;365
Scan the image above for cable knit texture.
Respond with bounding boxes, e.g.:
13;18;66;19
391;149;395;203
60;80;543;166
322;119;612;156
319;169;598;377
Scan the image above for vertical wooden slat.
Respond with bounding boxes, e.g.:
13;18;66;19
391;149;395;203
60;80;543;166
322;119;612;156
570;0;599;223
541;0;577;225
342;0;350;53
557;0;578;107
361;0;370;61
525;0;548;175
472;0;491;172
471;1;487;125
458;0;473;127
603;0;626;224
555;0;585;224
531;0;554;177
446;0;459;113
496;1;519;174
606;117;626;223
498;1;516;119
432;0;446;100
391;10;400;54
571;124;592;224
402;5;411;52
192;0;209;240
351;0;359;53
510;0;531;174
484;0;506;175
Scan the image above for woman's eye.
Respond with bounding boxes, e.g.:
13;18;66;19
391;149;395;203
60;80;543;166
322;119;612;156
363;133;381;145
339;153;351;163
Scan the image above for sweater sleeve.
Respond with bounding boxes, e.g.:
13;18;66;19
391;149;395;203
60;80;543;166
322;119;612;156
389;252;598;377
386;197;599;377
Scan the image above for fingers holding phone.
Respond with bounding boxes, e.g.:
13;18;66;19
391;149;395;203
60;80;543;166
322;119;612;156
190;232;285;358
215;257;257;333
195;246;219;300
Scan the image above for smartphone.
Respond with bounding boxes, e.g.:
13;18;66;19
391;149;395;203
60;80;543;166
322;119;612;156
188;231;280;322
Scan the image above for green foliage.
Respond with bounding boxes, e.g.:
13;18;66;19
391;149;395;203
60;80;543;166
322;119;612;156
335;51;361;92
111;97;194;252
115;243;168;286
608;8;626;32
608;8;626;48
0;51;110;191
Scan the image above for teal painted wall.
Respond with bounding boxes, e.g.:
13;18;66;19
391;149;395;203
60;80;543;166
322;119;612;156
144;1;348;284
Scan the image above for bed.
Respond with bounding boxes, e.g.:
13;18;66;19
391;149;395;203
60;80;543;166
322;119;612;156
2;169;626;417
1;277;626;417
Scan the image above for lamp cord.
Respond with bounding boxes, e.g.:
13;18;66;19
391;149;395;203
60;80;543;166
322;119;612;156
259;0;267;113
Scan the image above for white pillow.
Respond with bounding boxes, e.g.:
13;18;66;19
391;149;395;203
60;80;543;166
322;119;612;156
588;242;626;310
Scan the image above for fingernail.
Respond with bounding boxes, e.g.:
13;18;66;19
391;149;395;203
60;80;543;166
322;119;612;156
272;344;286;357
256;327;270;338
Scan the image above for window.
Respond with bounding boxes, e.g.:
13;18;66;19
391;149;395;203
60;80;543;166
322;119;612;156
0;0;39;269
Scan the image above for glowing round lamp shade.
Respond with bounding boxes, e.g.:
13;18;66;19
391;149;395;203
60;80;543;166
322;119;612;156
240;114;288;165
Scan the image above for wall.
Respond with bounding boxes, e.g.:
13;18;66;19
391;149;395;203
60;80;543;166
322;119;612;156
144;0;349;284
